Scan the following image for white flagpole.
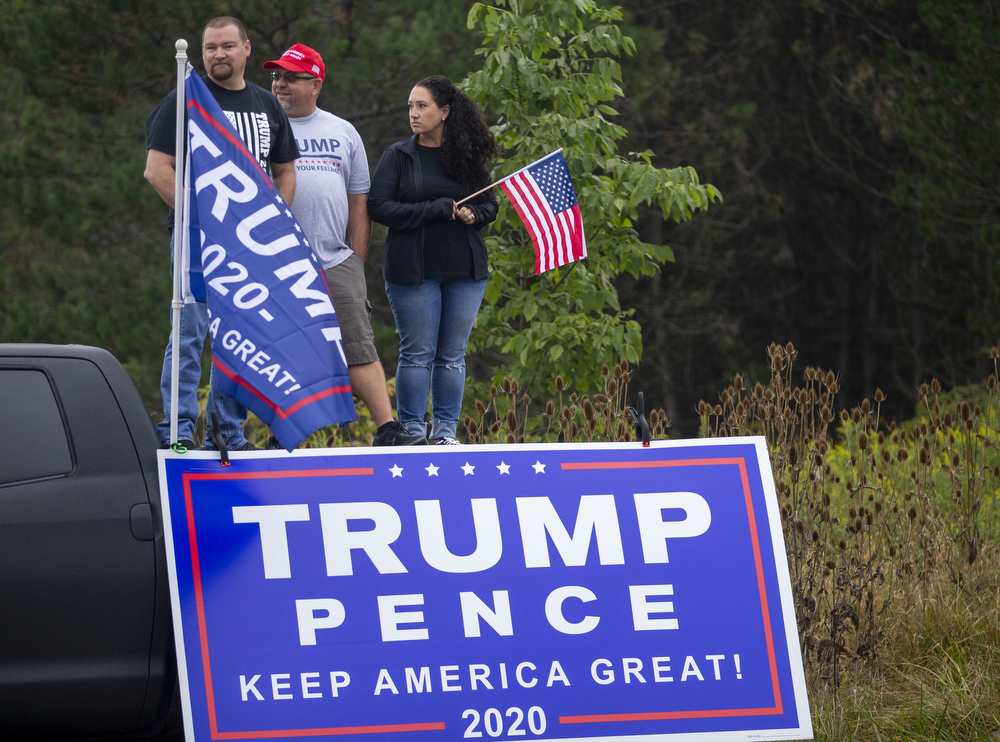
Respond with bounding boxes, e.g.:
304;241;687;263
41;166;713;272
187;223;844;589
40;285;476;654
169;39;188;445
455;148;563;206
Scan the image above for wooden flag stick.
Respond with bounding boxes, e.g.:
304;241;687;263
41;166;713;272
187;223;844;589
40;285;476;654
455;148;563;206
454;182;497;207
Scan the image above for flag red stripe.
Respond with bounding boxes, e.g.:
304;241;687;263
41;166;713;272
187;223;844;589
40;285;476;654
521;173;565;269
554;208;573;266
502;176;548;273
571;205;586;259
512;173;561;271
499;180;535;272
511;174;550;271
213;358;351;420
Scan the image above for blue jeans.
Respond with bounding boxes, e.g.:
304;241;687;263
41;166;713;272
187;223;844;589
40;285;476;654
385;278;486;440
156;233;248;448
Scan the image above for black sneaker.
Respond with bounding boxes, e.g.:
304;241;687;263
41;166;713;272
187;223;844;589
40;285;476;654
373;421;427;446
265;436;284;450
230;440;258;452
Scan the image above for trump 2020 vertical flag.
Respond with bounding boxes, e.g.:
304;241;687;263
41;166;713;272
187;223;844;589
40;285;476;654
500;150;587;274
181;65;355;450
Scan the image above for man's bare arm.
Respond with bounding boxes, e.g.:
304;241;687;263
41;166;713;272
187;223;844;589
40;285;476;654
347;193;372;262
272;161;296;206
144;149;177;208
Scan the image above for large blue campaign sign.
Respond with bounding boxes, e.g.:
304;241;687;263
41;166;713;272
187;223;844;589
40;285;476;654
181;67;355;449
158;439;812;742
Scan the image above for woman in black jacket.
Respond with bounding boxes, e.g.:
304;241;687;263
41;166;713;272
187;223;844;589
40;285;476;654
369;76;498;445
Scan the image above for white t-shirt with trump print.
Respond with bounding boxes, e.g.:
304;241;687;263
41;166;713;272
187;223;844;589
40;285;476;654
287;108;370;270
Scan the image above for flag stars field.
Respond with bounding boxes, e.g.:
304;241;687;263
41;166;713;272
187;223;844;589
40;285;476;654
386;459;550;478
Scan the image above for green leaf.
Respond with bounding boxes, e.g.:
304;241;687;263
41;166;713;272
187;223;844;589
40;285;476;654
484;277;502;305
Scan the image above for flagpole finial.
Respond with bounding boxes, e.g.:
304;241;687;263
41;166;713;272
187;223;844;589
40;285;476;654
175;39;188;59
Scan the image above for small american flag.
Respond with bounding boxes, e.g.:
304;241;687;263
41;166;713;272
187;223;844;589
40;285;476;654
500;151;587;274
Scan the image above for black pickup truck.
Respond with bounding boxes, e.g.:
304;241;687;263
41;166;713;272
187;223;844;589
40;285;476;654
1;344;177;739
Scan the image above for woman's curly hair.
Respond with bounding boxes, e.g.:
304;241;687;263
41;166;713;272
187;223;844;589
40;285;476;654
416;76;497;201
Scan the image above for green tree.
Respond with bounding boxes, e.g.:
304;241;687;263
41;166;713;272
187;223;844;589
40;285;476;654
605;0;1000;434
886;1;1000;341
463;0;719;396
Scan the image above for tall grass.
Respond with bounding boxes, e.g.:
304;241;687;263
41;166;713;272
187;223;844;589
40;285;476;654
695;342;1000;740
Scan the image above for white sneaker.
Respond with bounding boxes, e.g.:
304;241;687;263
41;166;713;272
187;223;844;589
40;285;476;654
435;436;461;445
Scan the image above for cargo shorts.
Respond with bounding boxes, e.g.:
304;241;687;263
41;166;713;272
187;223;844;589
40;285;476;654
323;252;379;367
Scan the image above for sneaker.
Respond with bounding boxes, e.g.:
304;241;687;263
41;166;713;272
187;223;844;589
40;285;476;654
230;440;258;452
373;421;427;446
265;436;284;450
435;436;461;445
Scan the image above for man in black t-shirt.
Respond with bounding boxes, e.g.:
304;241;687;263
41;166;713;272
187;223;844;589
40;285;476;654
144;16;299;451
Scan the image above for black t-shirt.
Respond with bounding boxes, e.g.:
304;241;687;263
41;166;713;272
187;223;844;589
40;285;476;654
145;76;299;229
417;144;474;279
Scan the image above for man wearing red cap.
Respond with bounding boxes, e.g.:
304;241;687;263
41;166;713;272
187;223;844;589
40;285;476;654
264;44;424;446
144;17;300;452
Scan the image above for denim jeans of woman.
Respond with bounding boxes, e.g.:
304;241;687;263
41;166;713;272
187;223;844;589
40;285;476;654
385;277;487;440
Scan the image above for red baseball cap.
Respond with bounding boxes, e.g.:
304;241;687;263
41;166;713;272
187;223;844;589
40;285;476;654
263;43;325;81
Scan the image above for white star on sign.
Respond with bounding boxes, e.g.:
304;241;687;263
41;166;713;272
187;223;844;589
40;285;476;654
390;464;403;478
462;462;475;476
275;195;284;204
285;208;293;218
294;223;302;232
426;463;440;477
497;461;511;475
532;460;546;474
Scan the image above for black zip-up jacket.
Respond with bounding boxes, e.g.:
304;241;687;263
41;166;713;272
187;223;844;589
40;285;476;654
369;135;498;285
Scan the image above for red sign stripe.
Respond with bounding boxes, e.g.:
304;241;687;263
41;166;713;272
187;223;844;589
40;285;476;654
559;457;784;722
181;470;447;739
